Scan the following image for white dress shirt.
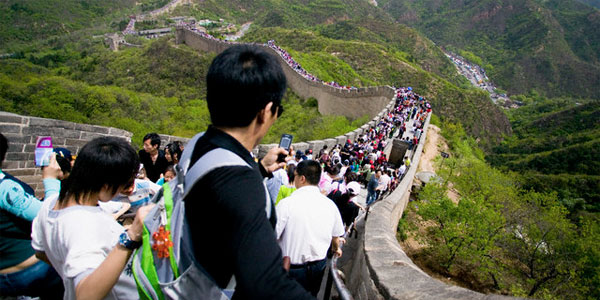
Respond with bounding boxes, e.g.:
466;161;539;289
275;186;344;264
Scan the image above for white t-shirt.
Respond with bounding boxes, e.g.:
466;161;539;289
399;164;407;175
339;166;348;178
275;186;344;265
31;195;138;300
378;174;391;191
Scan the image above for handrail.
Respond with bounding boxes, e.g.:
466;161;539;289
324;219;358;300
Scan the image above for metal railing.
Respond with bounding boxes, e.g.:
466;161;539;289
323;217;361;300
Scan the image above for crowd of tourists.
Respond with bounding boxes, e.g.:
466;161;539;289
0;44;430;299
122;17;137;35
297;86;430;208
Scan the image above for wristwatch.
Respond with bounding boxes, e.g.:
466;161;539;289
119;231;142;250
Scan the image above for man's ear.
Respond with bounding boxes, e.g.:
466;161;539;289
257;102;274;124
298;174;306;185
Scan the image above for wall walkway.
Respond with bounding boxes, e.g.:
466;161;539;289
340;114;515;299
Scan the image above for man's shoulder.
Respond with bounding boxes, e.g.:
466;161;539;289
188;164;260;201
138;149;150;161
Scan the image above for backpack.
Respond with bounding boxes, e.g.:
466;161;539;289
131;132;253;300
326;182;357;226
326;182;347;209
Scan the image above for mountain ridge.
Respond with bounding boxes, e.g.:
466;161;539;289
378;0;600;99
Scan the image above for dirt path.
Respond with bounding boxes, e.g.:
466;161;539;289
402;124;460;255
417;124;446;173
224;22;252;41
402;125;449;253
416;125;460;203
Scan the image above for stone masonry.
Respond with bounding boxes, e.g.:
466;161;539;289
0;112;132;197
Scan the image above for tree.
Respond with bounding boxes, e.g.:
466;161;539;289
497;191;579;297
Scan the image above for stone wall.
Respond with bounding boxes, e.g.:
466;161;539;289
175;27;396;120
349;114;514;300
0;112;132;197
0;95;394;196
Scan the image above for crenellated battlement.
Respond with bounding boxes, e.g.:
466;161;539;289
175;27;396;120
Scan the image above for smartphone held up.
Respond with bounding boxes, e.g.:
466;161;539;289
277;134;293;163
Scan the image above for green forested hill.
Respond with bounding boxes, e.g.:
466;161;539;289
242;27;510;147
0;38;369;146
0;0;138;48
488;96;600;211
576;0;600;9
378;0;600;99
0;0;513;148
171;0;467;87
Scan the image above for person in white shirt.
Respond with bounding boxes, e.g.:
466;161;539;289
31;137;153;300
276;160;345;296
378;169;392;198
398;162;407;176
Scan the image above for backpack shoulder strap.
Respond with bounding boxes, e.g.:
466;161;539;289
174;132;251;198
183;148;250;197
177;132;205;177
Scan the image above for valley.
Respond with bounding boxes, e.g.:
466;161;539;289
0;0;598;298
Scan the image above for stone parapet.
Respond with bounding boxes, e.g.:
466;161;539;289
0;112;133;197
357;114;515;299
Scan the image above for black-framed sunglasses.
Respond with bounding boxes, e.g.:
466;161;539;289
276;105;284;117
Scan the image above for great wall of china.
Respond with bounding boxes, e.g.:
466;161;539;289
0;28;512;300
175;27;397;120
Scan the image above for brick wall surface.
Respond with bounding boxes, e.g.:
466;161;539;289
0;112;132;197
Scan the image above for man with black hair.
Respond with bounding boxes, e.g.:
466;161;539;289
276;160;345;296
185;45;314;299
0;133;63;298
138;133;169;182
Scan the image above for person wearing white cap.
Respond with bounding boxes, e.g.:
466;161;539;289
341;181;365;226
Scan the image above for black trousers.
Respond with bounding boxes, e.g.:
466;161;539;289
288;258;327;296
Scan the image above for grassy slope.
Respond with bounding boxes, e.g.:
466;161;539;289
378;0;600;99
1;0;511;147
0;0;139;50
243;27;511;148
0;37;371;146
171;0;467;87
